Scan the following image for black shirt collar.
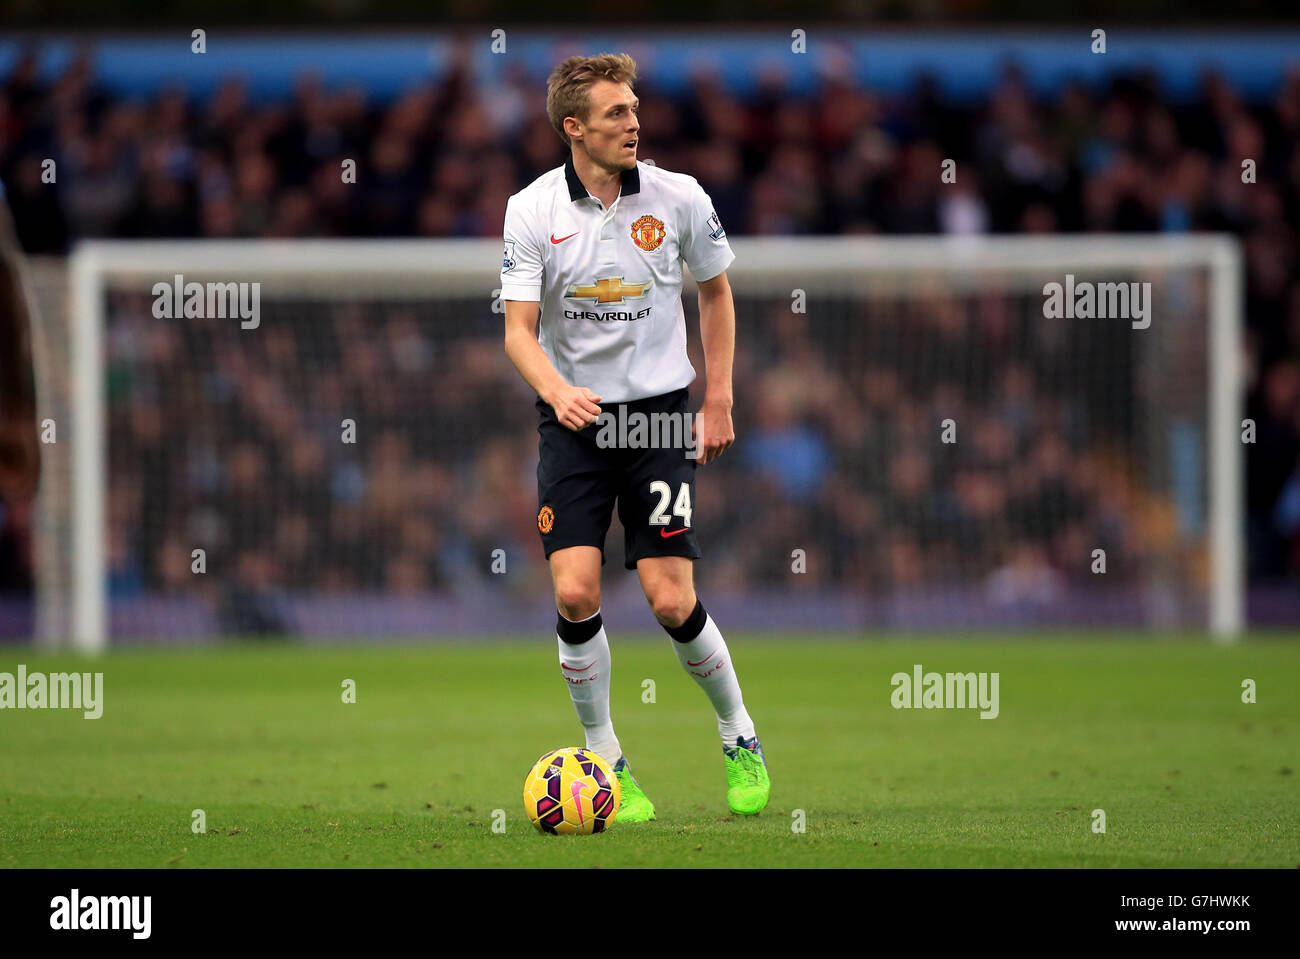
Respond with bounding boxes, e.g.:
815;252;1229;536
564;152;640;203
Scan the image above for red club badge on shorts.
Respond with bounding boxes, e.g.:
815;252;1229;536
631;215;666;252
537;505;555;534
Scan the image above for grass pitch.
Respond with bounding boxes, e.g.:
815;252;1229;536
1;636;1297;868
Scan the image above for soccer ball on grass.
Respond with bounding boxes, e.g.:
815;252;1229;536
523;747;620;834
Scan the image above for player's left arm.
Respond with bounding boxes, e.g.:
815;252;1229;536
694;271;735;465
682;180;736;465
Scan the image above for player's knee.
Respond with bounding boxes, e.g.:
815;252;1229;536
554;580;600;621
647;587;695;628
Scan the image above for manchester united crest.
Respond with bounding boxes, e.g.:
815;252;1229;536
630;214;666;252
537;505;555;534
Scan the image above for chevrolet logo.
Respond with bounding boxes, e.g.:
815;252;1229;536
565;276;651;304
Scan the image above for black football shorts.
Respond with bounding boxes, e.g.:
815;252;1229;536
535;386;702;569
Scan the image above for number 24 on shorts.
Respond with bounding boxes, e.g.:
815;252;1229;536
649;481;692;531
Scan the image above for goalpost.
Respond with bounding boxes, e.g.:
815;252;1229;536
45;235;1242;652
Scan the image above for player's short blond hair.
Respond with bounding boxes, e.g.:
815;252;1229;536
546;53;638;146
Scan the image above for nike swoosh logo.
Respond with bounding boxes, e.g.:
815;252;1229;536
562;662;594;672
570;779;589;825
550;232;579;244
686;651;716;667
660;527;689;538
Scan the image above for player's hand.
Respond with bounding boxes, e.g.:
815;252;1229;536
692;398;735;465
549;385;603;431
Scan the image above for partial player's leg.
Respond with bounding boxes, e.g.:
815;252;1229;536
620;389;769;813
549;548;656;823
537;394;655;822
549;544;616;754
636;556;769;812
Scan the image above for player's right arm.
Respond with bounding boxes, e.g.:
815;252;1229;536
500;193;602;431
503;299;602;431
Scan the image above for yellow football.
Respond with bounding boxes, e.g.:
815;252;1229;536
523;747;621;834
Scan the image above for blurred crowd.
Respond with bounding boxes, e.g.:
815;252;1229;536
1;46;1299;607
96;280;1191;620
100;296;546;626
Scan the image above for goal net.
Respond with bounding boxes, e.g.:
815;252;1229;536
33;235;1242;650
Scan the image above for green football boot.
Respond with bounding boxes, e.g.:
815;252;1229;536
723;736;771;815
612;757;656;823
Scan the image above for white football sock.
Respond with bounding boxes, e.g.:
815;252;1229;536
557;610;621;767
669;612;756;750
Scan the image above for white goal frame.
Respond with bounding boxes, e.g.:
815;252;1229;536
62;235;1244;651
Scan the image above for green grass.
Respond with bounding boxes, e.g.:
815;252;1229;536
1;635;1297;867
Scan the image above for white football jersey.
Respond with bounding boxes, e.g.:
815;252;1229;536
500;156;734;404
